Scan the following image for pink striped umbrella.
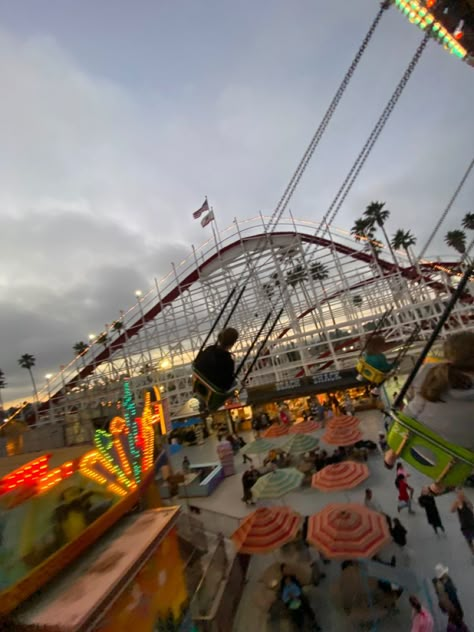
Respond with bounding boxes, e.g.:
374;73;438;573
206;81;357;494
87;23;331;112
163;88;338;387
327;415;360;430
288;419;321;434
322;425;362;446
312;461;369;492
231;506;302;554
262;423;289;438
307;503;390;559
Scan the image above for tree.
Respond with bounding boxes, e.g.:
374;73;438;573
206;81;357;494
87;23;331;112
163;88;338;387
309;261;337;326
286;263;307;287
350;218;375;242
391;229;417;265
0;369;6;411
97;333;108;346
462;212;474;231
18;354;39;421
445;230;466;255
73;341;88;356
364;200;399;263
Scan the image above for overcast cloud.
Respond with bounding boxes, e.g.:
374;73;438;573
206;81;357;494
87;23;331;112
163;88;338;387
0;0;473;402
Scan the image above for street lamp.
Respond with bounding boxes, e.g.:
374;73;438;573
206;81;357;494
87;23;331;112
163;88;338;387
135;290;143;297
45;374;53;423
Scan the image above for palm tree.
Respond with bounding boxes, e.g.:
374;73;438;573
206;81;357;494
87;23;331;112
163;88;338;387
0;369;6;411
350;218;375;242
445;230;466;255
18;354;39;422
97;333;108;346
461;213;474;261
391;229;417;265
462;213;474;231
112;320;132;378
286;263;308;287
309;261;336;326
73;341;88;356
364;201;399;263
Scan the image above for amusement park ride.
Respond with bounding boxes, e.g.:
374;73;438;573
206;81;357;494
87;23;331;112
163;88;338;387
1;1;474;626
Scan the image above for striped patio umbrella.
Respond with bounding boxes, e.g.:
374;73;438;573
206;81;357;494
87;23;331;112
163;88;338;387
262;423;289;438
251;468;304;500
307;503;390;559
327;415;360;430
231;506;302;554
288;419;321;434
282;434;319;455
312;461;369;492
322;425;362;446
241;438;276;455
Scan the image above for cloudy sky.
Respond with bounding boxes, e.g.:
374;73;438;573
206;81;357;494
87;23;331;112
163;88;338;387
0;0;473;403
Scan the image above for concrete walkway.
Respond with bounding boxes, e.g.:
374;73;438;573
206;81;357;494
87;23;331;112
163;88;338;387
170;410;474;631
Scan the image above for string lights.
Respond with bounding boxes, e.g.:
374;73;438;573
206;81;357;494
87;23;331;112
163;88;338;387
2;381;156;507
0;455;51;496
394;0;467;59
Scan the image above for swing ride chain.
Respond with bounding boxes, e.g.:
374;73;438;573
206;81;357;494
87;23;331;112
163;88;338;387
265;2;391;236
322;31;430;231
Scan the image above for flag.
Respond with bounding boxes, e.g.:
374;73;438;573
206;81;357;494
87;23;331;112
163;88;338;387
193;198;209;219
201;210;215;227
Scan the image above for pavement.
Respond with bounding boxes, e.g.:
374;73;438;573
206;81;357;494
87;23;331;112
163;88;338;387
169;410;474;632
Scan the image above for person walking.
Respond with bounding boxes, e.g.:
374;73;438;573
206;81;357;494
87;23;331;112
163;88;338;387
450;490;474;557
447;610;470;631
409;595;434;632
432;564;463;620
396;474;415;514
364;488;383;513
419;487;445;536
241;465;258;506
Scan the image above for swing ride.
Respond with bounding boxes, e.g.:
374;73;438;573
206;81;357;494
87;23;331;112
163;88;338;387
2;0;473;513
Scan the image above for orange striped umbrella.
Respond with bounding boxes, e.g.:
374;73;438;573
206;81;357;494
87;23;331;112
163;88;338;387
307;503;390;559
262;423;289;438
231;506;302;554
327;415;360;430
322;425;362;446
312;461;369;492
288;419;321;434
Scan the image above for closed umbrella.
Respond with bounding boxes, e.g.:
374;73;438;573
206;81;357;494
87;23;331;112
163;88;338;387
288;419;321;434
282;434;319;455
251;467;304;500
327;415;360;430
322;425;362;446
231;506;301;554
241;438;276;455
262;423;289;438
307;503;390;559
312;461;369;493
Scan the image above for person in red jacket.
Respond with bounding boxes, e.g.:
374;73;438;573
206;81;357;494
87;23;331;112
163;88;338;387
396;474;415;514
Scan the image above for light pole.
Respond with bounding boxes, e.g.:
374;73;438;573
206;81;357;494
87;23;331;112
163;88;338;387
45;374;53;424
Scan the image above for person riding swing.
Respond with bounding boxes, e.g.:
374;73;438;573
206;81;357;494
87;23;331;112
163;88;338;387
193;327;239;410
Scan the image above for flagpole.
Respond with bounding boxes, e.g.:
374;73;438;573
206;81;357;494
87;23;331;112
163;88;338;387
210;207;221;251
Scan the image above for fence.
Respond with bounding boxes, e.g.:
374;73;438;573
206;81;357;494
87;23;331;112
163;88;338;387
182;505;241;539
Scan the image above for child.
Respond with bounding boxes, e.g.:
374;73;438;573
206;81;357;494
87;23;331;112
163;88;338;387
194;327;239;391
364;334;395;374
385;332;474;471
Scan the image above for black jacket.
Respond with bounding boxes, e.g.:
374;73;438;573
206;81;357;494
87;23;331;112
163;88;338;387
194;344;235;390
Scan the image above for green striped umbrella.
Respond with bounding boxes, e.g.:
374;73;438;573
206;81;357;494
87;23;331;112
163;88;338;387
282;434;319;455
241;438;276;455
251;468;304;500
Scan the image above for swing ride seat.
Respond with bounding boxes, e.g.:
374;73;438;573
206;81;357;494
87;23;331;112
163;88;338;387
355;358;389;386
191;365;234;413
387;410;474;487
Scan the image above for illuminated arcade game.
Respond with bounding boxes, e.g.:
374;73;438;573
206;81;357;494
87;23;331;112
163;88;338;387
393;0;474;65
0;381;190;631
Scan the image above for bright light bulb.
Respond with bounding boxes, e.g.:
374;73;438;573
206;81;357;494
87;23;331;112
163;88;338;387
135;290;143;297
88;334;96;341
45;374;53;380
